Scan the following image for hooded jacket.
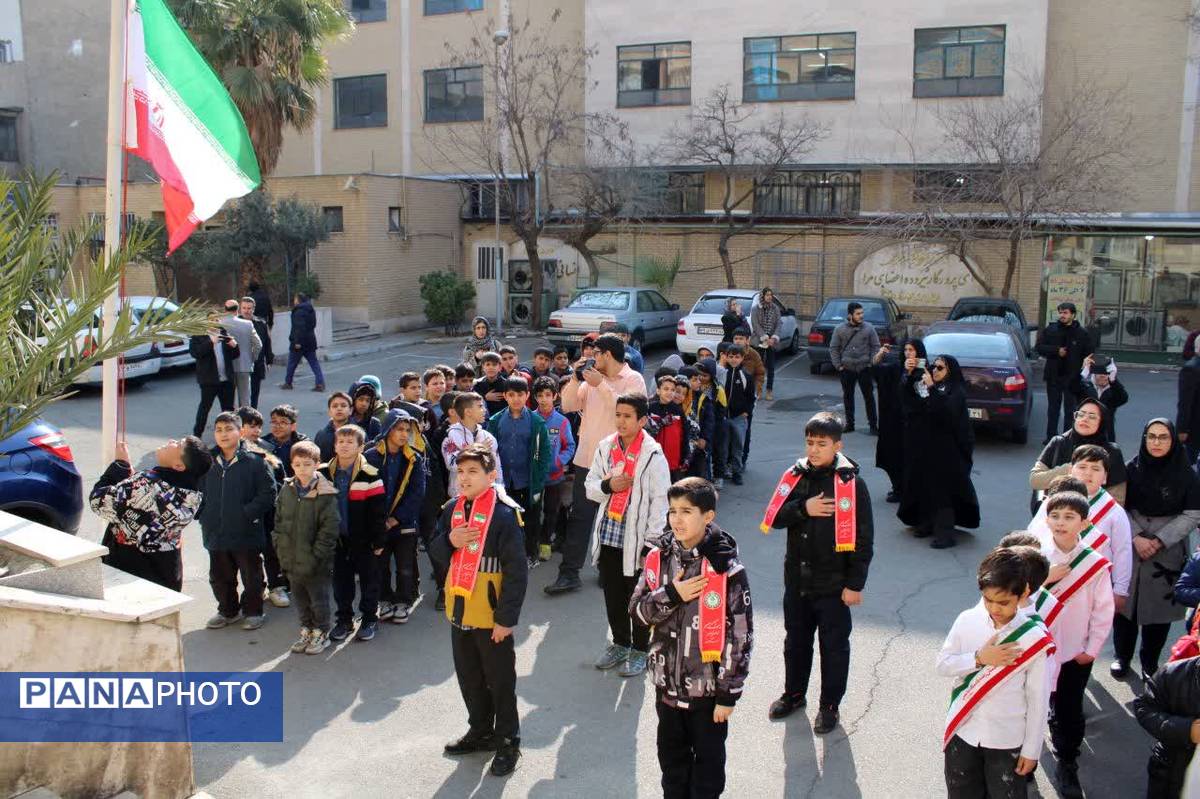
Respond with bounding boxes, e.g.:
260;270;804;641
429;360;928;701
630;524;753;708
586;430;672;576
535;407;576;484
647;398;699;472
364;409;427;531
1134;657;1200;798
197;442;277;551
769;452;874;595
321;454;387;550
289;299;318;352
90;460;203;553
272;473;340;579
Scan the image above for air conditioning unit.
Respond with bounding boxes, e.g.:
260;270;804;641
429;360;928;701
1120;308;1161;348
1091;307;1121;348
509;294;533;326
509;260;533;294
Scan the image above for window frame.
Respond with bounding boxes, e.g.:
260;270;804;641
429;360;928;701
913;25;1006;98
658;171;705;215
346;0;386;23
616;41;692;108
323;206;345;233
423;0;482;15
333;74;388;129
423;65;484;123
752;170;861;216
388;206;403;232
743;32;856;103
912;168;1002;204
0;115;17;162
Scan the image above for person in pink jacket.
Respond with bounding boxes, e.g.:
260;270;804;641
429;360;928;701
544;334;649;595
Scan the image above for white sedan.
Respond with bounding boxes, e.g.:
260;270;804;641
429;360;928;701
675;289;800;360
125;296;194;369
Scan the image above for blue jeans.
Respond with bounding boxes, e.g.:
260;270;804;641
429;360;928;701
725;414;748;475
284;347;324;387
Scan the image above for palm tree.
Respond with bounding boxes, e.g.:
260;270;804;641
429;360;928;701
168;0;352;177
0;174;214;441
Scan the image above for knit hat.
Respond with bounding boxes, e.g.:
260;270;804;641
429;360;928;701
358;374;383;397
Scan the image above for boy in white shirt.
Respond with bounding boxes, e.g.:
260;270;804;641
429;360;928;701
441;392;504;497
1028;445;1132;610
937;549;1051;798
1040;491;1114;798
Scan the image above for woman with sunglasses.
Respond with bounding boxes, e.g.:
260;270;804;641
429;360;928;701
1113;419;1200;681
897;354;980;549
1029;398;1128;514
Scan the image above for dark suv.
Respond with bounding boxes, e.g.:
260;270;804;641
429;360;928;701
947;297;1038;358
806;296;909;374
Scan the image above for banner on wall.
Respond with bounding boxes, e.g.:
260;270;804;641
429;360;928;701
853;243;985;307
1045;273;1089;326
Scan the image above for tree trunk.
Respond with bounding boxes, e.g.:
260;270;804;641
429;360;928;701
579;245;601;287
527;236;543;329
718;230;736;289
1001;234;1021;298
952;246;994;297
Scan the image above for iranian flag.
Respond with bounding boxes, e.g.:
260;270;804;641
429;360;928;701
124;0;260;253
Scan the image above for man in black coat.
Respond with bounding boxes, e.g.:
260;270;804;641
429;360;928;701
1178;355;1200;462
281;293;325;392
1133;656;1200;799
1036;301;1093;443
239;296;273;409
247;281;274;330
190;325;240;438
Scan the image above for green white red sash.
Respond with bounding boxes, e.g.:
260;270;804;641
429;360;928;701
606;431;645;523
1080;523;1107;553
1045;546;1111;625
643;545;727;664
1030;586;1061;628
760;465;803;532
446;488;497;601
944;617;1055;749
1089;488;1116;525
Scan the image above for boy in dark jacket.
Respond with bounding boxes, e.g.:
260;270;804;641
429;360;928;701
763;412;873;735
473;352;508;416
649;374;698;483
273;440;340;655
532;376;576;561
683;367;716;480
348;382;384;442
630;477;753;799
429;444;529;778
1134;656;1200;799
323;424;388;643
313;391;354;462
366;409;427;624
90;436;213;591
723;345;756;486
199;413;278;631
486;378;551;565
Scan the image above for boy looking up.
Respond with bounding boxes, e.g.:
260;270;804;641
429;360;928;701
314;392;353;462
487;377;551;567
532;376;576;561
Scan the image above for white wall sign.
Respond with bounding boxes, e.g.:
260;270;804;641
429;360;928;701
853;243;985;307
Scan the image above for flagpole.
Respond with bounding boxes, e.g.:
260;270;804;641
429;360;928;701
100;0;127;464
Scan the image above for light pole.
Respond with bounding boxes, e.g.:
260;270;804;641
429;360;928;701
493;23;509;333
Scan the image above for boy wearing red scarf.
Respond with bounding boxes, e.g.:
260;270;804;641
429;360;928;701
761;412;874;735
428;444;529;778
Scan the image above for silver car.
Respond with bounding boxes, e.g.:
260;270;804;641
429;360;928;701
675;288;800;360
546;287;683;355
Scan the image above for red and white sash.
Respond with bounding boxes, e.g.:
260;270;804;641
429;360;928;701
760;465;803;533
1089;488;1116;525
446;488;497;600
760;462;857;552
606;431;645;523
644;546;727;664
1045;546;1111;625
1030;586;1062;629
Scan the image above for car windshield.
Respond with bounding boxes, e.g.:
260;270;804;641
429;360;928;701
923;332;1017;362
817;301;887;326
956;312;1021;329
133;301;180;324
952;302;1019;320
691;295;745;315
568;291;629;311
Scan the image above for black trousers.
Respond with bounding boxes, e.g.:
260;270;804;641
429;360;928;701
452;626;520;741
1112;613;1173;676
656;698;728;799
838;368;877;429
1045;381;1077;439
102;530;182;592
509;487;541;560
944;735;1025;799
208;549;265;618
741;409;754;462
757;345;776;391
378;532;420;605
333;541;381;623
599;544;650;651
250;373;263;409
194;381;235;437
262;532;288;590
1049;658;1094;761
559;466;598;580
541;481;570;547
419;501;447;592
783;589;852;707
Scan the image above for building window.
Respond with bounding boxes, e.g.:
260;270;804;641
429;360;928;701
346;0;386;23
0;40;14;64
657;172;704;215
914;26;1005;98
323;206;344;232
461;180;529;219
0;116;16;162
388;207;403;231
424;66;483;123
744;34;855;102
424;0;482;14
617;42;691;108
913;169;1001;203
754;171;860;215
334;74;387;129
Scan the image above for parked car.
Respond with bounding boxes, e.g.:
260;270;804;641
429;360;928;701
806;296;909;374
17;301;162;387
947;296;1038;357
0;416;83;533
126;296;194;369
675;288;800;360
922;321;1034;444
547;287;683;355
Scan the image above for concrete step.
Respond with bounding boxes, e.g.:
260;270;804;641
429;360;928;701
331;322;381;345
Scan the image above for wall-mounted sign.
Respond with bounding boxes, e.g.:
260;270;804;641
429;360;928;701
1044;273;1089;326
853;243;985;307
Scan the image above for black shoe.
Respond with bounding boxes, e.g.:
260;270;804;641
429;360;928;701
1056;759;1083;799
768;693;806;720
490;739;521;776
844;424;855;434
435;589;446;612
912;526;932;539
329;619;354;641
444;731;498;756
931;538;957;550
312;384;326;392
1110;659;1130;679
868;426;879;436
355;620;378;641
813;705;839;734
731;473;744;486
544;575;582;595
885;490;900;503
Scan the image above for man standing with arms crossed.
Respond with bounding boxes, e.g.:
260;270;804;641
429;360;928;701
1037;301;1093;444
829;302;880;434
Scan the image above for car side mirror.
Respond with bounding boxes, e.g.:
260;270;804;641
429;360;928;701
670;303;680;311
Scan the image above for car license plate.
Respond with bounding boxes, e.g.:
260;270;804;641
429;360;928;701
968;408;985;420
566;334;584;342
697;325;723;336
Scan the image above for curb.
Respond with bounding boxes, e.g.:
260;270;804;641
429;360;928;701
320;335;426;362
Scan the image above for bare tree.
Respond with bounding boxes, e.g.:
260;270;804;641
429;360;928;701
662;85;827;288
870;72;1136;297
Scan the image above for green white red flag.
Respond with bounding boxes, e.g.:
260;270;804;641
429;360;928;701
123;0;260;252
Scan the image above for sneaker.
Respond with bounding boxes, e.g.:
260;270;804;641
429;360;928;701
290;628;313;653
1056;759;1083;799
544;575;582;596
538;544;552;562
1110;659;1130;679
844;424;855;434
527;556;541;570
435;589;446;612
268;587;291;608
356;620;378;641
391;603;412;624
765;389;774;401
279;382;294;390
594;643;630;671
311;383;326;392
305;631;330;655
619;650;648;678
490;740;521;777
768;693;807;720
731;473;744;486
444;730;498;755
330;619;354;641
813;705;840;734
206;612;242;629
242;614;266;631
378;601;396;621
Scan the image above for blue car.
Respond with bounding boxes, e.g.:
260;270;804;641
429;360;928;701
0;418;84;533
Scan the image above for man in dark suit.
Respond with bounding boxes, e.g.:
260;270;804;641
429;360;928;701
1035;301;1093;443
189;323;240;437
239;296;273;408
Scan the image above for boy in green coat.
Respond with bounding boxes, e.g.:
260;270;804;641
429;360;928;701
486;377;552;566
